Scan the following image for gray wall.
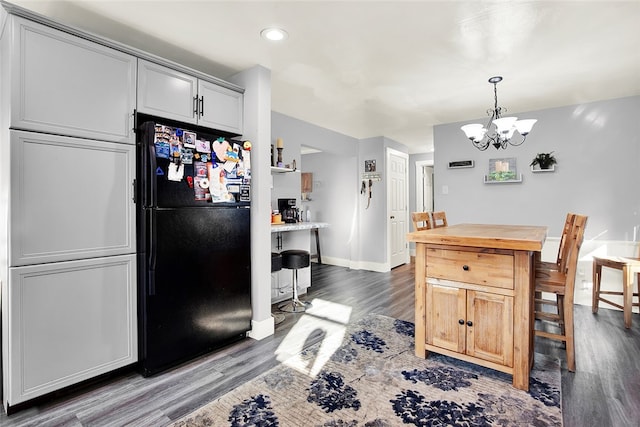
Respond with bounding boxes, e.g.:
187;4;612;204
358;137;386;265
271;113;407;270
433;96;640;241
271;112;360;266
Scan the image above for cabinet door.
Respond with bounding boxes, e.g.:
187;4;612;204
5;255;137;407
198;79;244;134
9;131;135;266
9;16;136;143
466;291;514;366
137;59;198;124
426;284;466;353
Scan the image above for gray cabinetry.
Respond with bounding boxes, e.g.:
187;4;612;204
6;16;136;143
9;130;135;266
0;13;137;411
137;59;244;134
6;255;137;406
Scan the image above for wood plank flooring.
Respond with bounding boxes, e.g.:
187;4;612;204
0;261;638;426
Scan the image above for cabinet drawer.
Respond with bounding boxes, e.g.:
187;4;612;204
426;248;513;289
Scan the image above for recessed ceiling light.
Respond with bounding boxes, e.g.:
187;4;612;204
260;27;288;41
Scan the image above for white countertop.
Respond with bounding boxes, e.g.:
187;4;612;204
270;222;329;232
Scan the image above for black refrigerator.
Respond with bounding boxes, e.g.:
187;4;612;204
136;114;252;376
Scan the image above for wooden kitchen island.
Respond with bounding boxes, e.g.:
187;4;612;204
407;223;547;391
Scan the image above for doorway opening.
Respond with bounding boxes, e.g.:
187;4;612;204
415;161;434;213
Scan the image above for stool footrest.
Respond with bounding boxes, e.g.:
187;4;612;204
279;299;311;313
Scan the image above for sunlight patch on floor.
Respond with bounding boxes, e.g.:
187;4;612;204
275;298;352;377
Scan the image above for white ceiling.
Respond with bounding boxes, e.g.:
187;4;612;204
11;0;640;153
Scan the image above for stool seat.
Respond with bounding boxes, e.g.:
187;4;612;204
281;249;310;270
279;249;311;313
271;252;282;273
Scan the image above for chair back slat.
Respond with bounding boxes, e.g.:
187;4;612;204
562;214;588;304
556;213;577;272
411;212;432;231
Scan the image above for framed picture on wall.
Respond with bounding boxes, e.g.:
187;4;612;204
485;157;522;183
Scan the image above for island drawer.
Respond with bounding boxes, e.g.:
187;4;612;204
425;248;514;289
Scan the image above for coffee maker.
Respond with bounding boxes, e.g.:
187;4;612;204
278;198;298;223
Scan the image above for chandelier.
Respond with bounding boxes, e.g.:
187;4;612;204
461;76;537;151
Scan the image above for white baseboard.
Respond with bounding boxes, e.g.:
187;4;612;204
319;256;390;272
247;316;274;340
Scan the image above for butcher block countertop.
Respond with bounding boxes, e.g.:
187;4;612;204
407;223;547;251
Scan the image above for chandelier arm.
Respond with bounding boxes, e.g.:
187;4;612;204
508;134;527;147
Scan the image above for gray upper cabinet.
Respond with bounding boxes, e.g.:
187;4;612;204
137;59;244;134
7;16;136;143
137;59;199;124
198;79;244;134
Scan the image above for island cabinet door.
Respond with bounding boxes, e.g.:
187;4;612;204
466;291;514;367
425;284;466;353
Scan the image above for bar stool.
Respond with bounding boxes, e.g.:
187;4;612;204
278;249;311;313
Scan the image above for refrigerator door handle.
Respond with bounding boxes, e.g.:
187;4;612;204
148;209;157;296
147;136;157;208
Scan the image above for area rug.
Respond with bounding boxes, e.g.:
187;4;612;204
172;314;562;426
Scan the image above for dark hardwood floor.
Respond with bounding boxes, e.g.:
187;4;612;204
1;262;638;426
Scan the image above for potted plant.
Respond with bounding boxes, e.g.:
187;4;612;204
530;152;557;170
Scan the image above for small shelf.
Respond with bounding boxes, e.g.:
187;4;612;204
531;165;555;173
271;166;298;173
483;174;523;184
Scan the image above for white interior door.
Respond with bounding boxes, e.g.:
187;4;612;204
388;149;409;268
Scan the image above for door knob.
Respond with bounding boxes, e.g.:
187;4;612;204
458;319;465;325
462;265;470;271
466;320;473;327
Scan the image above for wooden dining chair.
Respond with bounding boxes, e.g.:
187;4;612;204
411;212;432;231
534;214;588;372
592;247;640;329
536;213;576;272
432;211;448;228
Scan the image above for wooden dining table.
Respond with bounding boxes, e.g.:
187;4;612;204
407;223;547;391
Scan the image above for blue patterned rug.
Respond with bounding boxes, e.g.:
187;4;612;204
173;314;562;426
